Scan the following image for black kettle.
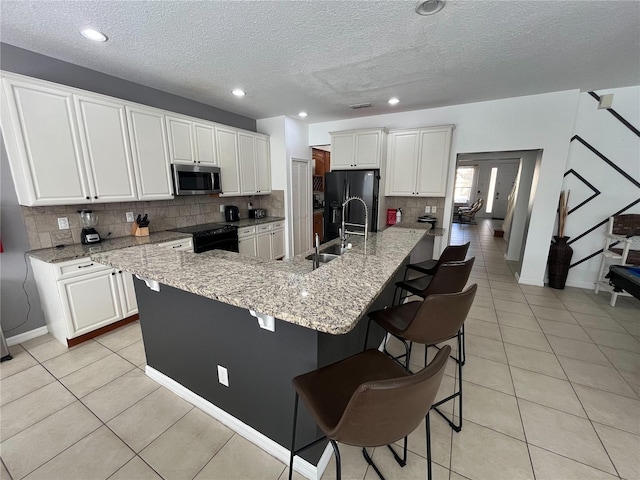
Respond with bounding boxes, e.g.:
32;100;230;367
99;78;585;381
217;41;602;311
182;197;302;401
225;205;240;222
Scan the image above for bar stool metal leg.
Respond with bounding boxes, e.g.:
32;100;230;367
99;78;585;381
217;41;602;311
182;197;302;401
288;394;298;480
426;411;433;480
330;440;342;480
431;330;463;432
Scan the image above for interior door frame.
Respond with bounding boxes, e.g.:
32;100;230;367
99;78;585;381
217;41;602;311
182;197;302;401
287;157;312;257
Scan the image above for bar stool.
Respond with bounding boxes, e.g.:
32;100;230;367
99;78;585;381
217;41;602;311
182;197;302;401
365;285;477;433
288;346;451;480
393;257;475;365
404;242;470;279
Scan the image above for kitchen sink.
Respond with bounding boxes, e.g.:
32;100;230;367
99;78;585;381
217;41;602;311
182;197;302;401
305;253;340;264
319;244;346;256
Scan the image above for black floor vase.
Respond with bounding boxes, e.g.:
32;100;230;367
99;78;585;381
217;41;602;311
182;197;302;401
548;236;573;289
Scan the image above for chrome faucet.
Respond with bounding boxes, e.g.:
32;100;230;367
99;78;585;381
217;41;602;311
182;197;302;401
341;196;368;250
313;233;320;270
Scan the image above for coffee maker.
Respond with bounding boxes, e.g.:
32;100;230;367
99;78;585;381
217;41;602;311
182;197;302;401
78;210;101;244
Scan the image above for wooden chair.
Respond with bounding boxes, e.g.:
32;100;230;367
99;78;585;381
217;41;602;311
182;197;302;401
594;214;640;306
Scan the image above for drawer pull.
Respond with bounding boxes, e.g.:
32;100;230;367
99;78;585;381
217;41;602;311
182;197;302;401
77;263;94;268
172;245;183;249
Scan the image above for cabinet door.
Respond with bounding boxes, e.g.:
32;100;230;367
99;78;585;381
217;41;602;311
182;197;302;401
193;122;217;166
238;235;257;256
416;128;452;196
216;126;241;196
166;116;195;164
2;78;89;205
331;133;356;169
126;106;174;200
255;135;271;194
354;131;381;168
256;232;272;259
59;269;122;338
118;271;138;318
386;131;420;196
74;95;137;202
238;132;257;195
272;228;285;259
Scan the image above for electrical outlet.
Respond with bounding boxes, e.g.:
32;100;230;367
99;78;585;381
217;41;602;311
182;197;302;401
126;212;135;222
219;204;226;213
424;206;431;214
431;206;437;214
217;365;229;387
57;217;69;230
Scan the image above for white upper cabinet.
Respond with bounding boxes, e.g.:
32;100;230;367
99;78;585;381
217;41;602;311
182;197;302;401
386;125;453;197
126;105;174;200
74;95;137;202
238;132;257;195
166;116;195;164
166;115;218;166
255;135;271;194
1;77;90;205
216;126;241;196
330;128;387;170
193;122;217;166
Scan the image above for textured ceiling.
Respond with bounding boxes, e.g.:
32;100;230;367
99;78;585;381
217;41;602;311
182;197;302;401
1;1;639;122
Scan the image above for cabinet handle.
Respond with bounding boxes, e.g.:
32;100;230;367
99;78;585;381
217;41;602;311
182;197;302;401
86;196;90;200
111;272;116;276
78;263;94;268
94;196;98;199
119;270;122;274
172;245;182;248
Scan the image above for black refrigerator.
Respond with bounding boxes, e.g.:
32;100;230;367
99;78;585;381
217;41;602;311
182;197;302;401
324;170;380;241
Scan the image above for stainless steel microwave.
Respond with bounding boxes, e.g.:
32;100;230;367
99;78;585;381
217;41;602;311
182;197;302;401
172;164;222;195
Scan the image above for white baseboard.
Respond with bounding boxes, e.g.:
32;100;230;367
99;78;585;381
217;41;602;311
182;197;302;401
145;366;330;480
6;326;48;347
517;276;544;287
564;279;598;290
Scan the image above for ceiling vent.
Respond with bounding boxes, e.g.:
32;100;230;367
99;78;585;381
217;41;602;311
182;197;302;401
349;102;372;109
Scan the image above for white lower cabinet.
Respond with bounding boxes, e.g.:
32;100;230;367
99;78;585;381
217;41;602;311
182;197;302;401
30;256;139;345
156;237;194;252
237;221;285;259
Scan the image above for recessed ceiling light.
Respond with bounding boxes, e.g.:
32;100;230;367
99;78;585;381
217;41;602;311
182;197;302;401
415;0;445;15
388;97;400;105
232;89;246;97
298;111;308;118
80;28;108;42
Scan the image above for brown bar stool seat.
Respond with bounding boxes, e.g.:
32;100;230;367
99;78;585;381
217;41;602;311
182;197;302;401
393;258;475;366
288;346;451;480
404;242;470;277
366;285;477;433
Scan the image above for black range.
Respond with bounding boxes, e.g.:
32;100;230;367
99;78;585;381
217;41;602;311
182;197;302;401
170;223;238;254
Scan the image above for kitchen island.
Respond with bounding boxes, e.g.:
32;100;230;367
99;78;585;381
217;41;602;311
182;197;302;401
91;226;430;479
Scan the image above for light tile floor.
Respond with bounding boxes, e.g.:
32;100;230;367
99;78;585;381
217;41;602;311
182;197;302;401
1;221;639;480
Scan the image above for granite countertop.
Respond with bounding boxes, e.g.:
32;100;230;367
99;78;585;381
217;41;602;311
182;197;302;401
222;216;285;228
391;221;446;236
28;231;192;263
90;224;429;335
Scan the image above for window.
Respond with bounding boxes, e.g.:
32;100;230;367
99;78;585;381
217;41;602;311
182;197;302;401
485;167;498;214
454;166;476;204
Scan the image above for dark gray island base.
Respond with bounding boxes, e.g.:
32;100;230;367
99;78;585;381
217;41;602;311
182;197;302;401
134;271;397;470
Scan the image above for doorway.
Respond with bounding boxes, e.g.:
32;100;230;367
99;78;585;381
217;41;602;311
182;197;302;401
291;158;312;255
454;150;541;277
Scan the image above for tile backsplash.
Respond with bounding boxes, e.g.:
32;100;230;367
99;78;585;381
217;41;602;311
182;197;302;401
22;190;285;250
385;196;446;226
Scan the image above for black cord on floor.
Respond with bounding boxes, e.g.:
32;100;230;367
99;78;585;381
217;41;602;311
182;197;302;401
5;252;32;333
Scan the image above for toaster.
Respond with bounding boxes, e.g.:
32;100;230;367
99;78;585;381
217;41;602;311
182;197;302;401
249;209;267;219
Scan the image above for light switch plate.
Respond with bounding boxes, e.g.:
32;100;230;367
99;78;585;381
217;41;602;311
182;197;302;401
431;206;437;214
424;206;431;213
217;365;229;387
57;217;69;230
219;204;226;213
126;212;135;222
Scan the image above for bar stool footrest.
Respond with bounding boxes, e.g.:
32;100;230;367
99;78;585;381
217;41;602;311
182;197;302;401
362;447;388;480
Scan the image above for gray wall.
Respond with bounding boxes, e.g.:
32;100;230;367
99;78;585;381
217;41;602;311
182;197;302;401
0;43;256;131
0;43;257;338
1;133;46;338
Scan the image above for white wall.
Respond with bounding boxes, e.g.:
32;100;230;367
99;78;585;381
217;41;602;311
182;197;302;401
256;116;311;258
310;90;581;286
562;86;640;289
